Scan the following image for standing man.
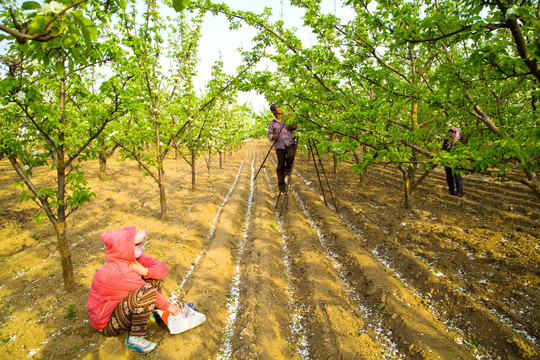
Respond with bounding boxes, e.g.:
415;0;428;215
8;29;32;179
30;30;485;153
442;125;464;197
267;103;297;193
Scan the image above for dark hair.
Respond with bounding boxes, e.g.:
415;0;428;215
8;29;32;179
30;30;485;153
270;103;276;113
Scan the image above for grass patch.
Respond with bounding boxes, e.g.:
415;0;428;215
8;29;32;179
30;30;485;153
66;304;76;319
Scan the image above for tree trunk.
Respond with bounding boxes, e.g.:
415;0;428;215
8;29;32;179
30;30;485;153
353;151;367;187
207;149;211;177
57;76;75;290
219;151;223;169
407;164;416;184
523;171;540;202
55;219;74;290
361;146;369;187
504;170;540;202
153;101;166;219
408;97;419;182
56;166;74;290
411;102;418;129
158;163;166;220
526;180;540;202
333;154;338;175
99;152;107;181
191;149;196;192
399;165;412;210
501;12;540;82
359;166;368;187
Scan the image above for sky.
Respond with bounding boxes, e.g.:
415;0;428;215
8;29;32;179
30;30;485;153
193;0;349;113
0;0;350;113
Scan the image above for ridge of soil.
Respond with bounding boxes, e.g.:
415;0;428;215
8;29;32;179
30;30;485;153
0;139;538;359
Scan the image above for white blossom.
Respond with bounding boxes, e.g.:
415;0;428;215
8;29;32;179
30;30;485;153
15;92;25;102
39;1;65;14
505;7;516;20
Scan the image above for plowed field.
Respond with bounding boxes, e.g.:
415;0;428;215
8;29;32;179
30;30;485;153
0;139;538;359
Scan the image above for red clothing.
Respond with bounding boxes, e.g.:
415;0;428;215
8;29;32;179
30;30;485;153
87;226;170;330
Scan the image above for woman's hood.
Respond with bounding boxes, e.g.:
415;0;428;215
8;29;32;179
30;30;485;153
450;126;461;140
100;226;136;263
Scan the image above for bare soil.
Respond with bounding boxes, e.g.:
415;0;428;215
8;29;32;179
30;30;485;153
0;139;538;360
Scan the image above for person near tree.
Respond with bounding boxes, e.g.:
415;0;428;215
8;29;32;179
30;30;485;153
267;102;297;193
442;125;464;197
87;226;181;354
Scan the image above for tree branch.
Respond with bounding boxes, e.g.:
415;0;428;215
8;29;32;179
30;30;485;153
464;94;500;134
0;0;89;43
6;153;57;223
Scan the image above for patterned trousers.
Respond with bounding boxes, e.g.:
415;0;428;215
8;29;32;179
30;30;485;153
98;278;163;337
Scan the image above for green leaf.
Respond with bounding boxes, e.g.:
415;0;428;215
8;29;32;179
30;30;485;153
72;12;97;47
172;0;190;12
27;15;48;35
55;61;65;76
34;212;46;225
480;162;488;171
62;33;79;48
21;1;41;10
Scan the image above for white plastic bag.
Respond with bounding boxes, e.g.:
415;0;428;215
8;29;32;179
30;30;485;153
156;304;206;334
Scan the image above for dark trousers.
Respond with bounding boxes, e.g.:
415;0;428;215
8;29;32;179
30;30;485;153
445;167;463;196
276;144;296;188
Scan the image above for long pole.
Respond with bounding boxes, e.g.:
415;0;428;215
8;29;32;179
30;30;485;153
254;121;286;181
254;141;276;181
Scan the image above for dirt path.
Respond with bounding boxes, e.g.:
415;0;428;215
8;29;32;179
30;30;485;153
0;139;538;359
293;148;539;359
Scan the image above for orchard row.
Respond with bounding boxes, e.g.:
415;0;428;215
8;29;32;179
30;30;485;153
1;0;538;288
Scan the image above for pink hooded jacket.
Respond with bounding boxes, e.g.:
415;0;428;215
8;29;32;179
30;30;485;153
87;226;170;330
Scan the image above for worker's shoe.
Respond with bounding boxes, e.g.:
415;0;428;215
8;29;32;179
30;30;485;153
125;336;157;354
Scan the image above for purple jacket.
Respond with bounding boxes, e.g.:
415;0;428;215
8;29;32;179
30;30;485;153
267;118;295;149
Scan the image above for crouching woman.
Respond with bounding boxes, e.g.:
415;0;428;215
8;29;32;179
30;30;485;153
87;226;181;354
